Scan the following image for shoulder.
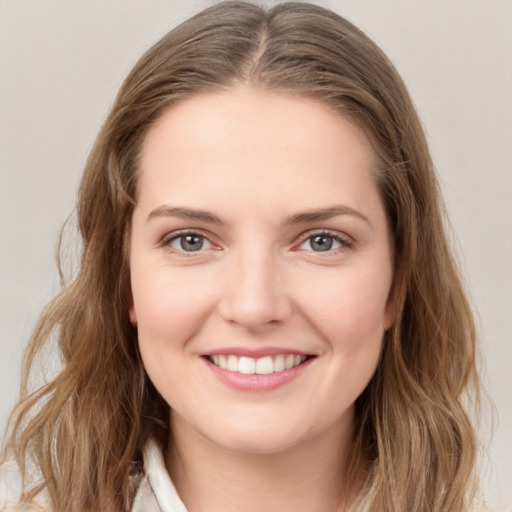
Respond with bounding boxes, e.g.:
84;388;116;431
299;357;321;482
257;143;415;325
470;503;512;512
0;459;47;511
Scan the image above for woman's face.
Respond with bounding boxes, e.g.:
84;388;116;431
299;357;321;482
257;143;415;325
129;87;394;455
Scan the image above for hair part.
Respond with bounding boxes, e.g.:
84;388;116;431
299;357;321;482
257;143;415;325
2;2;480;511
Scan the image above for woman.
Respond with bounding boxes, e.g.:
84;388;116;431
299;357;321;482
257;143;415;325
1;1;482;511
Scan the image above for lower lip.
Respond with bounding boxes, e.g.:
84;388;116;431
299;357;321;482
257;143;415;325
203;357;314;392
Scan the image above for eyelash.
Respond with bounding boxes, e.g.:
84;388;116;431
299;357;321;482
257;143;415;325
160;230;217;256
296;229;355;254
160;229;354;256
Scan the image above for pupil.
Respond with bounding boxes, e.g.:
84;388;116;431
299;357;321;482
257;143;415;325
311;235;333;251
181;235;203;251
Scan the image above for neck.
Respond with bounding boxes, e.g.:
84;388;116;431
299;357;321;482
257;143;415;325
165;411;361;512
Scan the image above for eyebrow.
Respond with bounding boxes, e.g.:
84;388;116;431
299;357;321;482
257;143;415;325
146;204;371;228
146;206;223;224
281;204;371;228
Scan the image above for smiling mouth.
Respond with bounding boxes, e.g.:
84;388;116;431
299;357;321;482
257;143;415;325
206;354;310;375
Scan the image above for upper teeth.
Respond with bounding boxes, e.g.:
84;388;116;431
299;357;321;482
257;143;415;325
210;354;306;375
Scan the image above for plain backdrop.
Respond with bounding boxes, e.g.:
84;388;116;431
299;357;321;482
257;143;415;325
1;0;511;508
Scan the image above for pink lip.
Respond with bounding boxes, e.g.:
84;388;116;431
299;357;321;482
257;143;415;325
202;355;314;392
203;347;310;357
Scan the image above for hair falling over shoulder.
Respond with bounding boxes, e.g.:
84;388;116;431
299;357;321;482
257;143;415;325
1;2;482;511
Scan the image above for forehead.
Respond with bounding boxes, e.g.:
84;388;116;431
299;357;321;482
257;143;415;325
136;87;384;224
140;88;376;171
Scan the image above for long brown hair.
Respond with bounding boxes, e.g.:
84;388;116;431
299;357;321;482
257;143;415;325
1;2;480;510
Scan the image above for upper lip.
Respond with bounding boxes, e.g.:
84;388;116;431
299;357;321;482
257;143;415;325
202;347;312;358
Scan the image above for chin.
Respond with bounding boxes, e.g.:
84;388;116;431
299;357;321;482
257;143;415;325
200;416;314;456
213;432;302;456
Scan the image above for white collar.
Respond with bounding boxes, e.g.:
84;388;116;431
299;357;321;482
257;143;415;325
132;439;187;512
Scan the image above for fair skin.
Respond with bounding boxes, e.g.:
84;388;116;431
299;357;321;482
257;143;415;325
129;87;394;512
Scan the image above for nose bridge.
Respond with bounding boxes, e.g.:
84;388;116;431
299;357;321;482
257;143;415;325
219;237;290;330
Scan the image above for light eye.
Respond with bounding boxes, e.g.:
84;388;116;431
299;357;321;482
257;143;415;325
169;233;212;252
299;233;344;252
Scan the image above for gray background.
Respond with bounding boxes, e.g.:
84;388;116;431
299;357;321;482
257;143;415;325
1;0;510;508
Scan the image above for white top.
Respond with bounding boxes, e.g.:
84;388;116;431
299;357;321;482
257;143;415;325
131;439;187;512
2;440;510;511
0;439;186;512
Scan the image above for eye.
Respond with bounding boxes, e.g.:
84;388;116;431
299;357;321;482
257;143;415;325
167;232;213;252
298;231;352;252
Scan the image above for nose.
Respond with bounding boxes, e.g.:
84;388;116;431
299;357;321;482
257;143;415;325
218;245;292;332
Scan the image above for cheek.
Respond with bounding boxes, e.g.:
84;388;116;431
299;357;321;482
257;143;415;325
294;265;392;351
130;266;220;406
130;264;219;347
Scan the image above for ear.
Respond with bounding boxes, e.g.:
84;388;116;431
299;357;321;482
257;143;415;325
127;281;137;326
383;283;396;331
129;306;137;326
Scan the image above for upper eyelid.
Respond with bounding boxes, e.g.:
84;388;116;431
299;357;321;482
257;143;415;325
296;228;354;244
162;228;215;242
